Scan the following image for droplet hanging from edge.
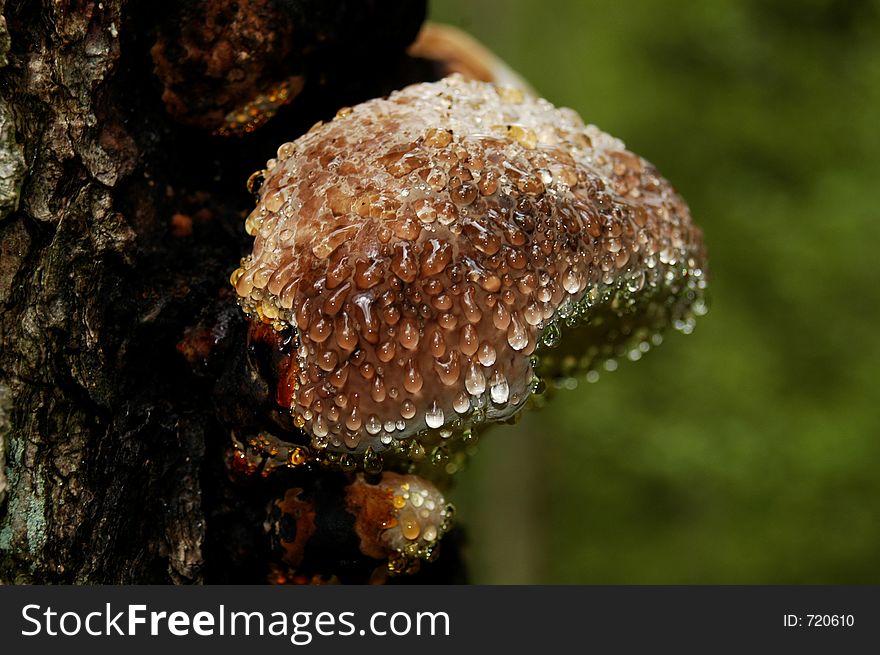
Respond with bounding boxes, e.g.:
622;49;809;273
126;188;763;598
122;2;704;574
489;370;510;404
542;322;561;348
425;400;444;429
507;312;529;351
464;361;486;396
366;414;382;435
363;446;383;474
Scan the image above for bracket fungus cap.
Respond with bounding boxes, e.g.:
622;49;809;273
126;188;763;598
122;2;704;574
232;74;707;455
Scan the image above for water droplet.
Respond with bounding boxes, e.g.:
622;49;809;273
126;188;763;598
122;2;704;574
465;361;486;396
366;415;382;435
453;392;470;414
345;407;362;431
489;370;510;404
400;511;421;540
404;359;424;393
401;400;416;420
542;322;561;348
460;324;479;357
398;317;420;350
507;312;529;351
363;447;383;474
461;285;482;323
493;302;510;330
312;415;328;437
308;318;332;343
428;327;446;358
391;242;418;283
434;351;460;386
425;401;444;429
477;343;496;367
371;376;386;403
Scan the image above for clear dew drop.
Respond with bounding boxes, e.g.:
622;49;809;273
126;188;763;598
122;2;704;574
506;312;529;351
425;401;445;429
345;407;362;431
401;400;416;420
465;361;486;396
489;370;510;405
453;392;471;414
477;343;496;367
312;415;328;438
542;322;561;348
366;414;382;435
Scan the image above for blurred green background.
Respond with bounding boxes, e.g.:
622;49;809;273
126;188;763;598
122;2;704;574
430;0;880;583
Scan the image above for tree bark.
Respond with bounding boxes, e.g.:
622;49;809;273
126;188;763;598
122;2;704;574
0;0;457;584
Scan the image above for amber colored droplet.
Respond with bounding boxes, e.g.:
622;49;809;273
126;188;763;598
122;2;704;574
435;200;458;225
377;340;396;363
478;169;499;196
434;351;460;386
335;312;358;351
345;406;363;431
295;298;313;331
451;182;477;206
330;363;349;388
439;313;457;330
479;273;502;293
371;376;386;403
353;296;380;344
391;242;418;283
423;127;453;148
360;362;375;379
461;286;482;323
404;359;423;394
354;259;384;290
393;216;422;241
325;259;352;290
415;198;437;223
317;349;338;372
460;324;479;357
493;302;511;330
401;399;416;419
421;239;452;276
309;317;332;343
398;317;420;350
400;512;421;541
428;327;446;358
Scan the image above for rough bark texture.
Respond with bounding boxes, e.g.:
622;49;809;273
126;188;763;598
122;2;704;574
0;0;459;584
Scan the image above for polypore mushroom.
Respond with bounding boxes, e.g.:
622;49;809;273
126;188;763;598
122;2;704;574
231;74;706;458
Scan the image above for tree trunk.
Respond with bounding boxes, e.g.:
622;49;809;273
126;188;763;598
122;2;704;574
0;0;459;584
